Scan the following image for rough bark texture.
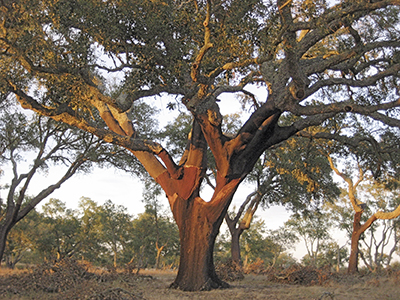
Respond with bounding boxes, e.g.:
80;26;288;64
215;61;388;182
169;196;229;291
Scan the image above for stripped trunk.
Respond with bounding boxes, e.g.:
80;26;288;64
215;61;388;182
170;196;229;291
348;211;379;274
348;211;362;274
155;243;165;269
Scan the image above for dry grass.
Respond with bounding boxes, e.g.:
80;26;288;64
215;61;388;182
1;261;400;300
138;271;400;300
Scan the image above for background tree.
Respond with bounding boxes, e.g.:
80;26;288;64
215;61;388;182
97;200;133;268
326;154;400;273
75;197;103;264
239;219;279;268
0;104;123;265
361;179;400;271
268;226;299;268
37;198;81;262
215;218;285;269
225;134;339;265
284;209;333;267
3;206;41;268
300;241;348;270
137;179;180;269
2;0;400;290
130;204;180;270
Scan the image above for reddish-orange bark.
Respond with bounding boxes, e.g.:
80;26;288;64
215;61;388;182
155;166;202;200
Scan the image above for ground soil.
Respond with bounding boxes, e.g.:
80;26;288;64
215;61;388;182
0;261;399;299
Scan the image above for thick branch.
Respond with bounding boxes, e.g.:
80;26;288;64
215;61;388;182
326;155;364;213
16;155;87;222
291;96;400;120
239;194;261;230
208;58;262;80
305;65;400;99
233;191;258;225
11;85;164;154
292;113;337;132
191;0;213;83
297;131;384;153
375;205;400;220
278;0;307;100
359;214;378;234
368;111;400;128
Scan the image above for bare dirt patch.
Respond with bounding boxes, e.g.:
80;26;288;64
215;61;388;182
0;260;399;300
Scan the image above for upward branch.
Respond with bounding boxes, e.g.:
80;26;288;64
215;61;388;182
191;0;213;84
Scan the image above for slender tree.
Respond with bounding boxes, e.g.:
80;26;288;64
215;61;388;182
3;206;40;268
39;198;81;261
140;179;180;269
75;197;103;264
285;209;333;267
98;200;133;268
226;135;339;264
268;226;299;268
0;106;123;264
326;159;400;273
2;0;400;290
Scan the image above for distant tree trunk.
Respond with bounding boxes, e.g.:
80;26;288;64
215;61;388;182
348;212;363;274
113;248;117;269
0;218;16;268
225;191;261;265
230;228;243;264
5;258;15;269
348;211;381;274
155;242;165;269
0;229;8;267
0;225;24;269
336;244;340;272
225;214;244;264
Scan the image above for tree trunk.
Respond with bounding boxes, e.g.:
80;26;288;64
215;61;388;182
230;229;242;265
113;246;118;269
348;210;380;274
0;227;8;267
169;196;230;291
348;212;362;274
225;214;244;265
336;244;340;272
0;221;15;268
154;117;242;290
155;243;165;269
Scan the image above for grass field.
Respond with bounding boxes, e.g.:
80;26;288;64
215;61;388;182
0;261;399;299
